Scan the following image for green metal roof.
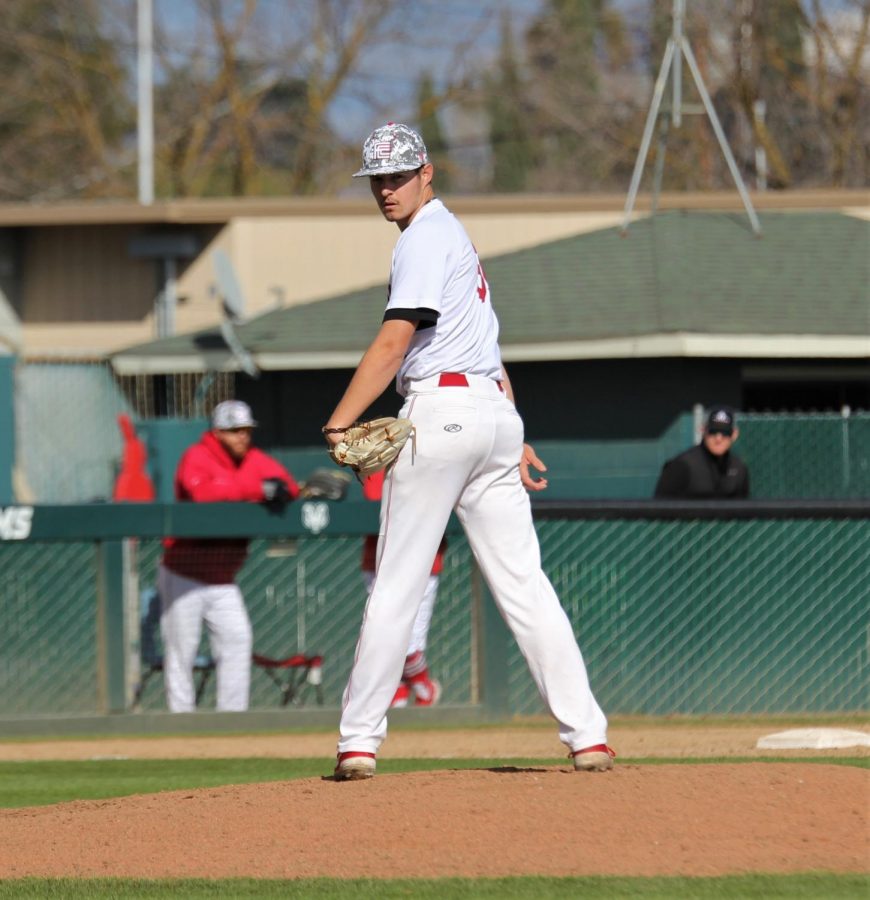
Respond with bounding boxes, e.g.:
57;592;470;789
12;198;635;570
112;210;870;373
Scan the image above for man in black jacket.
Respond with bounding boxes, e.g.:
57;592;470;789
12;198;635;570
654;406;750;499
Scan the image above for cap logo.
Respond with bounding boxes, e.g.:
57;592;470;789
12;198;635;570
712;411;730;423
373;140;393;160
352;122;429;177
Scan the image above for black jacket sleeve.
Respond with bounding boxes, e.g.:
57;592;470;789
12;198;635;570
654;458;689;498
735;461;750;498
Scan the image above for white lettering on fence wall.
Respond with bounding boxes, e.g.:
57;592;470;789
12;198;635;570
0;507;34;540
301;502;329;535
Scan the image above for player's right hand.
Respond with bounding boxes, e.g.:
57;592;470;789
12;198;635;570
520;443;548;492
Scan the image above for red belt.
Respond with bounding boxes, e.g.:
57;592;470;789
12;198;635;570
439;372;469;387
438;372;504;392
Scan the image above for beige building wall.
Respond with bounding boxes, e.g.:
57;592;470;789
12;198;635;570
228;210;627;321
12;192;869;358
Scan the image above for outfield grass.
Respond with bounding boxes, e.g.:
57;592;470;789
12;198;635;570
0;874;867;898
0;756;867;809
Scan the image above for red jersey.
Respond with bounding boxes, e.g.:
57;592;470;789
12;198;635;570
162;431;299;584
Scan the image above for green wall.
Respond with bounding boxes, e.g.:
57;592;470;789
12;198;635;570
0;504;865;718
0;355;13;503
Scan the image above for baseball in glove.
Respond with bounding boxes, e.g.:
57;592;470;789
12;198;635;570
326;417;415;480
300;468;352;501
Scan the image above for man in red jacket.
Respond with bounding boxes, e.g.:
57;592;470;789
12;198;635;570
159;400;299;712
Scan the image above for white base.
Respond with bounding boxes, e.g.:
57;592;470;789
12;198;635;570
756;727;870;750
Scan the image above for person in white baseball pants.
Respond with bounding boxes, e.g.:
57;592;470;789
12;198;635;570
324;123;612;780
159;400;300;712
158;568;253;712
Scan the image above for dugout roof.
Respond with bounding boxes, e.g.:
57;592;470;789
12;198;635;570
111;210;870;374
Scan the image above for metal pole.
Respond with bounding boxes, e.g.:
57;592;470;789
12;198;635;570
621;38;676;235
672;0;684;129
156;258;177;338
841;404;851;492
753;100;768;191
137;0;154;205
692;403;705;444
651;116;671;215
680;36;762;236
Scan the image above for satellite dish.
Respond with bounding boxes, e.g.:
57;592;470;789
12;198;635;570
211;249;259;378
212;248;245;320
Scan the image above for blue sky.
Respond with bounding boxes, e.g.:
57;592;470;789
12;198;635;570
150;0;545;139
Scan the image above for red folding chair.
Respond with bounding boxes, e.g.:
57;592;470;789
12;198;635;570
252;653;324;706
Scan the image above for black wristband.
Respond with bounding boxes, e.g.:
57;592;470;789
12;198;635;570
322;426;350;434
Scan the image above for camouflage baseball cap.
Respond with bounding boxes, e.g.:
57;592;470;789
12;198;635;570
352;122;429;177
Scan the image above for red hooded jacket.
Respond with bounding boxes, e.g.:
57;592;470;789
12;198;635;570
162;430;299;584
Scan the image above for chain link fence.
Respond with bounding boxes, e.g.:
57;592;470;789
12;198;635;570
510;517;867;716
12;361;235;503
1;512;864;719
738;412;870;499
129;535;475;712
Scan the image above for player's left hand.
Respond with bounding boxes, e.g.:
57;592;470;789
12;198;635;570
520;443;548;492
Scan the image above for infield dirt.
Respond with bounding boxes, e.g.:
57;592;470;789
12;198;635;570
0;723;867;879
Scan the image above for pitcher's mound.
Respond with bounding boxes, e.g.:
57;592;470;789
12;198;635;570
1;763;867;879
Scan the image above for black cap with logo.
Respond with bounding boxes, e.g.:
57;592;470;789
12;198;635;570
705;406;735;436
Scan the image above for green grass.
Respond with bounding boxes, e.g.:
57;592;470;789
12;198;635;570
0;756;866;809
0;874;867;898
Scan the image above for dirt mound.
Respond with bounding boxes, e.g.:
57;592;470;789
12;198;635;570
2;763;866;879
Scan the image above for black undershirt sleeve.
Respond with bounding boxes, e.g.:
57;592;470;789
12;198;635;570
383;307;439;331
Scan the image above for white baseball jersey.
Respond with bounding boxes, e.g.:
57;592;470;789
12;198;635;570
384;199;503;395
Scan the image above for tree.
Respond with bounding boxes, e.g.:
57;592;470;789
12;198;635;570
487;10;533;192
732;0;812;188
417;72;452;194
804;0;869;186
0;0;132;200
521;0;634;191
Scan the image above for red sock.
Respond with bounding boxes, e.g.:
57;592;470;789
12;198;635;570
402;651;428;681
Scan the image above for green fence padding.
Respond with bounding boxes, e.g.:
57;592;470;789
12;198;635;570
127;412;870;506
0;355;13;504
136;418;208;502
0;504;865;718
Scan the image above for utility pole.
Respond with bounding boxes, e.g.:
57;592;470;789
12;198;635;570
137;0;154;205
622;0;761;236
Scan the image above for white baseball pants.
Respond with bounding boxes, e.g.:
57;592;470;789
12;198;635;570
363;570;438;656
157;565;253;712
338;374;607;754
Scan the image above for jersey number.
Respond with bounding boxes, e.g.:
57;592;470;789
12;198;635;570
476;262;488;302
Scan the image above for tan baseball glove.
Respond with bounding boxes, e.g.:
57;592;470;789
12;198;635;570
328;417;415;479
